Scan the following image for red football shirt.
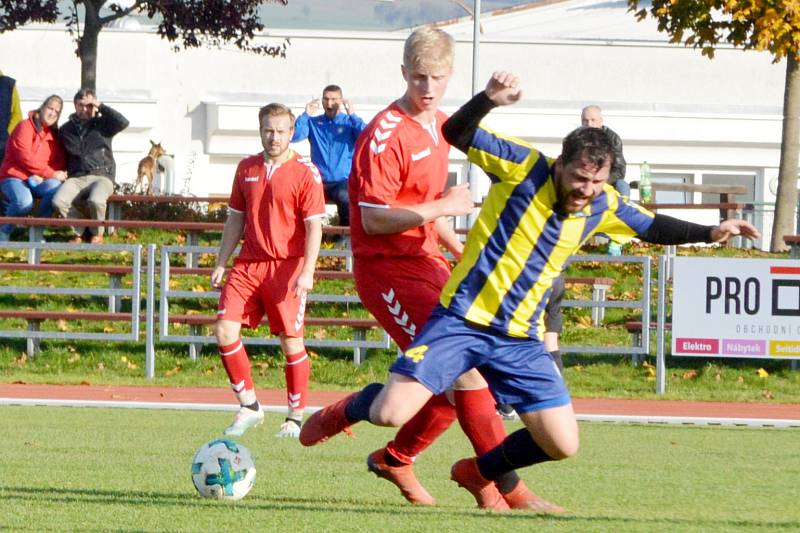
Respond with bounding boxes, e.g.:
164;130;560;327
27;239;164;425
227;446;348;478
348;102;451;258
228;151;326;262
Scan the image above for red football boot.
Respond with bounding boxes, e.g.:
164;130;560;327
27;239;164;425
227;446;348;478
450;458;510;511
298;392;357;446
367;448;436;506
502;480;566;513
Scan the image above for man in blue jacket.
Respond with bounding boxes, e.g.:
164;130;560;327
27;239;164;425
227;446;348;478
292;85;366;227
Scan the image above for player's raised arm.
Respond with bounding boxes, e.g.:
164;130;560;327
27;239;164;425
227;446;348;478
638;213;760;245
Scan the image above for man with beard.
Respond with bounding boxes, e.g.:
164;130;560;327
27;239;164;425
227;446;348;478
299;71;759;511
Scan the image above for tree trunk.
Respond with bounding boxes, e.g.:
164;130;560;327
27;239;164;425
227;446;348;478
78;0;103;91
771;54;800;252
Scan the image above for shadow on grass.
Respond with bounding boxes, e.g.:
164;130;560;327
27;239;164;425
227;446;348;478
2;485;798;530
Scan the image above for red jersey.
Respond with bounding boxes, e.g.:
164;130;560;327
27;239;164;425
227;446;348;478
348;102;451;258
228;151;326;262
0;111;66;181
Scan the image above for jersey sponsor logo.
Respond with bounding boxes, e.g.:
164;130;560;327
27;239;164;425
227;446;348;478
411;147;431;162
244;176;259;182
404;345;428;363
381;288;417;338
370;111;402;155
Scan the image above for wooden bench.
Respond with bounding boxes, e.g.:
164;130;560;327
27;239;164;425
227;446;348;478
165;313;382;363
784;235;800;258
624;320;673;365
0;262;134;312
0;310;139;358
0;216;352;267
159;249;389;364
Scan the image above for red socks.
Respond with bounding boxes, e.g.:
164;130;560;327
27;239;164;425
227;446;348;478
455;388;508;455
386;393;457;464
219;339;255;406
285;350;310;413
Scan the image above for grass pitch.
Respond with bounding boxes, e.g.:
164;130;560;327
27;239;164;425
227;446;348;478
0;406;797;532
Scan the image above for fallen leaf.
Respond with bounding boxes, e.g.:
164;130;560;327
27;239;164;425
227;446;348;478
191;284;206;293
165;366;182;377
761;389;774;400
56;319;68;332
11;380;28;384
757;368;769;379
97;362;105;370
103;325;114;333
736;376;745;384
312;329;327;340
682;370;698;380
121;356;128;363
67;354;80;363
14;353;27;366
79;380;91;386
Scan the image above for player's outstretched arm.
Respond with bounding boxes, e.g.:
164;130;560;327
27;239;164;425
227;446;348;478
710;219;760;243
639;214;760;245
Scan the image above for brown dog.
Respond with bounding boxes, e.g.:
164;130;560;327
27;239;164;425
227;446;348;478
135;141;167;194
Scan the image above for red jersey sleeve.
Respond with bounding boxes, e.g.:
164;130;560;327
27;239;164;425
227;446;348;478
228;161;247;212
356;118;407;208
296;158;326;220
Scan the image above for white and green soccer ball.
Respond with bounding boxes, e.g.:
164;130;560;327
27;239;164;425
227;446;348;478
191;438;256;500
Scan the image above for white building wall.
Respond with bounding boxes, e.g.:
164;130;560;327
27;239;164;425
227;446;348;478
0;22;791;248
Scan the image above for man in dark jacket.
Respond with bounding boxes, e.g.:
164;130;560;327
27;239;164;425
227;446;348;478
580;105;628;197
53;88;128;244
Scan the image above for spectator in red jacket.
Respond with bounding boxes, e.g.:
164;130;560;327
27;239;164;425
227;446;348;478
0;95;67;241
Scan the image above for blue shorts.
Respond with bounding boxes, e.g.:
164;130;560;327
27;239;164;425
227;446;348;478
390;305;571;414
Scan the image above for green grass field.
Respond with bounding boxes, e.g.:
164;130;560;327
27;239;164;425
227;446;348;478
1;406;797;532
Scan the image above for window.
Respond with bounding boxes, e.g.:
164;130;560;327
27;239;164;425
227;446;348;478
701;173;756;203
651;173;691;204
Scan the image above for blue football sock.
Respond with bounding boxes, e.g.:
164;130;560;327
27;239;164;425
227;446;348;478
344;382;383;423
476;428;554;481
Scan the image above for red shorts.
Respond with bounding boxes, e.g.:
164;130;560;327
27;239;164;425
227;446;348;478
354;255;451;351
217;258;306;337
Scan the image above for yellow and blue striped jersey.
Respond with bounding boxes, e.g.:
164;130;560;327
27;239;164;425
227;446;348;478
440;126;655;340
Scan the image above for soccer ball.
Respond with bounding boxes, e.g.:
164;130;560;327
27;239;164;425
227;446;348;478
191;438;256;500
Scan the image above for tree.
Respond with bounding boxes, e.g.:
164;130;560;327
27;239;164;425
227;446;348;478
628;0;800;252
0;0;289;92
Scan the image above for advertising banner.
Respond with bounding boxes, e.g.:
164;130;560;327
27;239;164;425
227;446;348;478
672;257;800;359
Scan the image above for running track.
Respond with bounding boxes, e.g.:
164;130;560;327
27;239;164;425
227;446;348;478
2;383;798;428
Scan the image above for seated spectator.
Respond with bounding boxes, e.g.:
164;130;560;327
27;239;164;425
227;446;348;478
52;88;128;244
0;95;67;242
